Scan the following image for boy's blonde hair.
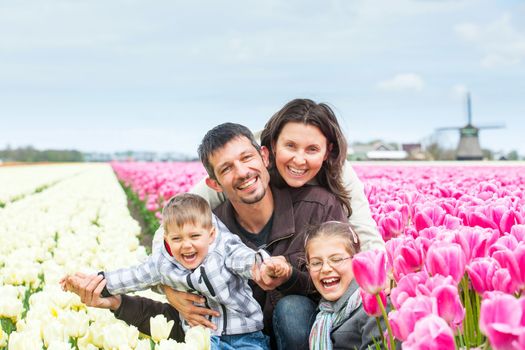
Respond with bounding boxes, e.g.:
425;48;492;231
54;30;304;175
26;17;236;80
304;221;361;260
162;193;212;233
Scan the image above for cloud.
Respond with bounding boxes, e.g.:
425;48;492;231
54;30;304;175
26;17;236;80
455;13;525;68
452;84;468;98
377;73;424;92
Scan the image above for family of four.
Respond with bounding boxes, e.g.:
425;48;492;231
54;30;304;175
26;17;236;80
62;98;387;350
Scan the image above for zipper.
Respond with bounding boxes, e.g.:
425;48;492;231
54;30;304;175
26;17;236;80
199;266;227;334
220;304;227;335
260;233;294;251
187;273;212;322
199;266;216;296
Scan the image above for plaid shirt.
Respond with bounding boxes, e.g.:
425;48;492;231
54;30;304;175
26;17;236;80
104;214;268;336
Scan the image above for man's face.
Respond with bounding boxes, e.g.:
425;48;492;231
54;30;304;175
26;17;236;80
206;136;271;205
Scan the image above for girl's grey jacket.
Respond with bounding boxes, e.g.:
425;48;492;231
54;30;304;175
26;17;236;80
102;214;268;337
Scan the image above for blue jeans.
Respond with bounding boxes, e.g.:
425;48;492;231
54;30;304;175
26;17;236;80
272;295;318;350
211;331;270;350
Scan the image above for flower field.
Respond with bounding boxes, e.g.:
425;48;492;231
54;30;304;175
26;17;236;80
110;161;525;350
2;161;525;349
0;164;209;349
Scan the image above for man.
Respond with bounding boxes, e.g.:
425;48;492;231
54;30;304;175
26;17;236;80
66;123;347;349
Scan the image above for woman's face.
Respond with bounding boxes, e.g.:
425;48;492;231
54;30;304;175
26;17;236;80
273;122;330;188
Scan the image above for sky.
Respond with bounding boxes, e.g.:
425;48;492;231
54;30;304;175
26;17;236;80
1;0;524;158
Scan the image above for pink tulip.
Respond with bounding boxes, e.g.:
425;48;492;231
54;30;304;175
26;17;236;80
492;247;525;292
352;250;388;294
466;257;500;294
453;227;498;263
510;225;525;242
360;289;386;317
492;268;518;295
416;274;456;297
389;295;436;341
402;314;456;350
432;285;465;330
413;205;446;232
479;292;525;350
390;271;428;309
425;242;467;284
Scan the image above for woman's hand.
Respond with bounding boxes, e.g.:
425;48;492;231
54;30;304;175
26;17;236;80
163;286;219;331
60;272;122;311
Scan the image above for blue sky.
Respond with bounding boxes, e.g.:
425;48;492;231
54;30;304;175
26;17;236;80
1;0;524;157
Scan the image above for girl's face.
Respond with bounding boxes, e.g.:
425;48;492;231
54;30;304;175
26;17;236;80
307;236;354;301
273;122;330;188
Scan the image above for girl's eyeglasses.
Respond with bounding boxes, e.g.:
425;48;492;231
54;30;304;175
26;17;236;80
306;256;351;272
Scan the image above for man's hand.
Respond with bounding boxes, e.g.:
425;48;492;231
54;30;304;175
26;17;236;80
60;273;122;311
252;256;292;291
163;286;219;331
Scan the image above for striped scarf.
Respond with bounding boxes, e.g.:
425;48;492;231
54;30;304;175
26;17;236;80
309;283;362;350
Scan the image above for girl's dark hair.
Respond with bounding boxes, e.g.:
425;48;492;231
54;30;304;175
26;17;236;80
260;98;351;216
304;221;361;261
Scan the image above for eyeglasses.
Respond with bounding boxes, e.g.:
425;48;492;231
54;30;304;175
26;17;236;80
306;256;351;272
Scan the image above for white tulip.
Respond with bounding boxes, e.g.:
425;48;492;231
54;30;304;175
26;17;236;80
8;331;43;350
150;314;175;343
0;329;7;348
58;311;89;338
185;326;211;350
0;296;23;321
156;339;191;350
135;339;153;350
46;340;74;350
43;319;68;346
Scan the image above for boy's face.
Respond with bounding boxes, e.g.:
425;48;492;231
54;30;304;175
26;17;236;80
165;223;216;270
307;236;354;302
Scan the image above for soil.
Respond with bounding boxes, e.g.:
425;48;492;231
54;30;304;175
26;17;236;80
126;196;153;251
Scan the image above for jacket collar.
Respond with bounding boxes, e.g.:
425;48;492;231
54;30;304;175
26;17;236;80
214;184;296;243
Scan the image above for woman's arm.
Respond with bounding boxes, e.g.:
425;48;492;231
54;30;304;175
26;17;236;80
342;162;385;252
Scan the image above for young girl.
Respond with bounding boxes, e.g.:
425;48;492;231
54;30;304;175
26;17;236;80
305;221;386;350
192;98;384;252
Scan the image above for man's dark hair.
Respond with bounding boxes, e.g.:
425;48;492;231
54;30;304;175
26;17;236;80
198;123;260;180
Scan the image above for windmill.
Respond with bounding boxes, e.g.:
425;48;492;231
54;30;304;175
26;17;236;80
436;93;504;160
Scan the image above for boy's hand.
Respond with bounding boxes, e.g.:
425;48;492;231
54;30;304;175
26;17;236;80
163;286;219;331
263;256;291;279
60;272;121;310
252;256;292;291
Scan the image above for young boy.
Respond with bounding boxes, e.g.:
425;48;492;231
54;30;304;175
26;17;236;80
63;193;289;349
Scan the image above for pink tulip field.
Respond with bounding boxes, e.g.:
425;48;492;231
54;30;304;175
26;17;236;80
112;162;525;350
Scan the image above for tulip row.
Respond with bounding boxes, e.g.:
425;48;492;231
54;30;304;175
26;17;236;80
0;164;210;349
350;164;525;350
0;164;89;207
111;162;207;219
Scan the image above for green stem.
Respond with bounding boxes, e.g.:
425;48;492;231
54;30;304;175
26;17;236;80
376;293;395;350
375;317;385;345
